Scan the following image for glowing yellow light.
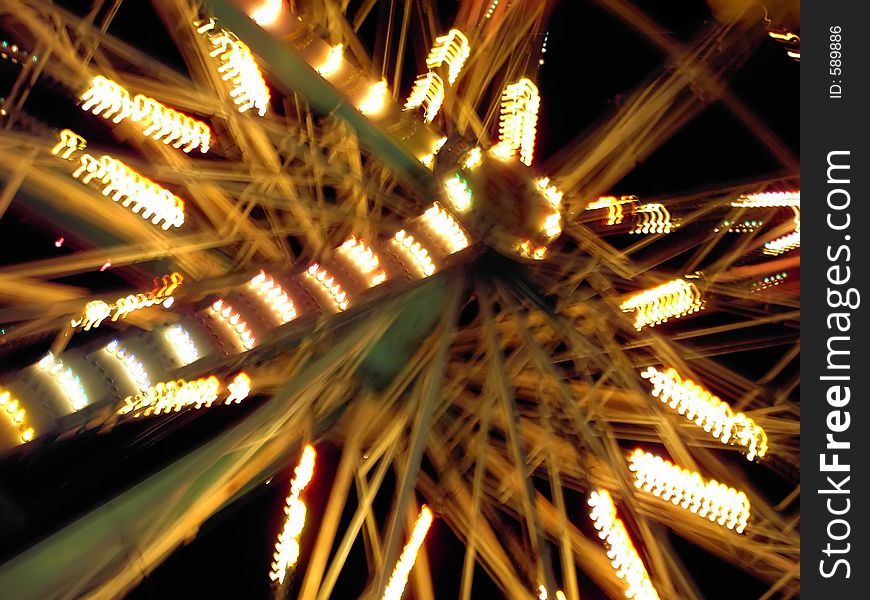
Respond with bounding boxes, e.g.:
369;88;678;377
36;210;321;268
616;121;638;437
0;389;35;444
542;211;562;239
71;300;112;331
768;31;799;43
731;191;800;207
462;147;482;170
763;206;800;256
537;178;563;209
382;505;434;600
485;0;501;19
37;353;89;411
714;219;764;233
337;237;388;288
316;44;344;78
631;203;674;234
106;339;151;391
749;272;788;292
164;325;201;366
251;0;283;25
619;279;704;330
304;264;350;311
51;129;87;159
71;273;184;330
493;78;539;166
420;202;470;254
641;366;768;461
226;372;252;404
391;230;436;277
586;195;636;225
57;130;186;229
588;490;661;600
270;445;317;584
420;136;447;168
117;376;222;418
80;76;211;153
425;29;471;84
210;299;256;351
442;173;473;212
404;72;445;123
628;449;751;533
359;80;388;116
197;20;270;116
249;270;297;324
537;586;567;600
516;239;547;260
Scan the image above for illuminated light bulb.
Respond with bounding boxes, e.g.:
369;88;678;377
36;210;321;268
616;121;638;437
537;586;567;600
462;147;482;170
304;264;351;311
640;366;768;461
50;129;87;159
316;44;343;78
382;505;434;600
485;0;501;18
585;195;636;225
628;449;751;532
359;80;388;116
630;203;675;235
420;137;447;168
79;77;211;153
37;353;89;411
619;279;704;330
537;178;563;209
420;202;470;254
442;173;473;212
270;446;317;584
749;271;788;292
197;22;270;116
209;299;256;350
542;211;562;239
493;78;540;166
763;205;800;256
117;375;225;418
391;231;436;277
250;0;283;26
164;325;200;366
588;490;661;600
731;191;800;208
54;237;65;247
106;340;151;391
71;273;184;330
404;72;445;123
425;29;471;84
225;372;252;404
337;238;388;288
248;270;297;323
0;389;35;444
70;300;112;331
714;219;764;233
516;239;547;260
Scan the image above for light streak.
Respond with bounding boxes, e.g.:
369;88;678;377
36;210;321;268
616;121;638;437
542;212;562;239
37;353;89;411
731;191;800;207
588;489;661;600
106;339;151;391
80;76;211;153
164;325;201;366
714;219;763;233
269;445;317;585
51;129;86;159
197;19;270;116
249;270;297;323
359;80;388;115
537;586;566;600
209;299;256;351
316;44;344;78
70;273;184;330
304;264;350;311
619;279;704;330
641;366;768;461
586;195;636;225
630;203;674;234
336;237;388;287
391;230;436;277
462;146;482;170
420;136;447;168
442;173;473;212
250;0;283;25
382;505;434;600
516;239;547;260
763;206;800;256
628;449;751;532
492;78;540;166
420;203;470;254
749;271;788;292
404;72;445;123
537;177;563;209
225;372;252;404
425;29;470;84
0;389;35;444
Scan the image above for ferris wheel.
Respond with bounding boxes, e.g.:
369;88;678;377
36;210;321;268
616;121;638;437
0;0;799;598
